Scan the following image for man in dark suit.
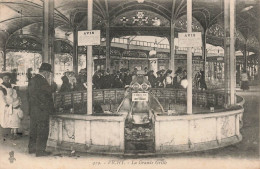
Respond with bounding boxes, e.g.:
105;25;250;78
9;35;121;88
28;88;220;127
28;63;54;157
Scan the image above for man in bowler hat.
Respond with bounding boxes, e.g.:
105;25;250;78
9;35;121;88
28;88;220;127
28;63;54;157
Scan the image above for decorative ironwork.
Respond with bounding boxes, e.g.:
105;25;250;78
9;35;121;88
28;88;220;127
152;17;161;26
110;48;122;57
120;16;129;26
7;36;41;51
155;52;169;58
133;11;149;25
54;40;73;54
122;50;148;58
175;16;202;32
207;24;224;37
112;10;170;27
235;31;246;43
247;35;259;49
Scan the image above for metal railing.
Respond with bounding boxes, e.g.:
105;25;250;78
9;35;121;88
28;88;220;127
111;37;210;52
111;38;170;49
53;88;227;114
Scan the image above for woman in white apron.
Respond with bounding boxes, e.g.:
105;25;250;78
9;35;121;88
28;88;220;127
0;72;23;139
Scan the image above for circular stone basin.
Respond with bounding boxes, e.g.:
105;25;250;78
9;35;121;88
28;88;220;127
47;106;243;155
48;89;244;156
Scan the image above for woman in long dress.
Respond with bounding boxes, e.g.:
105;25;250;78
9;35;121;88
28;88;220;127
0;72;23;139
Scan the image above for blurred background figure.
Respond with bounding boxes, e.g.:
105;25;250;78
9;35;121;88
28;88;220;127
147;70;156;88
165;69;173;88
10;69;18;85
155;70;164;88
199;70;207;90
240;70;249;91
194;71;201;89
27;68;33;83
76;68;87;91
172;67;182;89
60;73;72;92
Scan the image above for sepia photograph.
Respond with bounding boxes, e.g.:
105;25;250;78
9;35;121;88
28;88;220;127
0;0;259;169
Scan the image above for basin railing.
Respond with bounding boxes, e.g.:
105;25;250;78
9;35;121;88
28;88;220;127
52;88;239;115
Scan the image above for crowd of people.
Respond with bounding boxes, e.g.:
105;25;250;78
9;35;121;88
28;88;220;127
1;66;227;93
58;67;209;92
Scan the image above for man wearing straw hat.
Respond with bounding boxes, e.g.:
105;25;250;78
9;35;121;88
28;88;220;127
27;63;54;157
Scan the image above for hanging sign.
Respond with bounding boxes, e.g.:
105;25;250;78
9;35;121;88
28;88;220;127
178;32;202;47
132;93;148;102
78;30;100;46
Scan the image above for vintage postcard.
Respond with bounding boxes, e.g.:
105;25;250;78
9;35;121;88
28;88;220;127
0;0;259;169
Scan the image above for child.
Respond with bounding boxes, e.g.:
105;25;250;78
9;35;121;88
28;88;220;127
7;89;24;139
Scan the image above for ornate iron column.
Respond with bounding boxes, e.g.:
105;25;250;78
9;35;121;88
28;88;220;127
243;44;247;71
73;27;78;74
187;0;192;114
3;48;6;71
105;20;111;70
42;0;54;65
170;20;175;72
202;29;207;75
224;0;236;106
87;0;93;115
229;0;236;105
224;0;230;106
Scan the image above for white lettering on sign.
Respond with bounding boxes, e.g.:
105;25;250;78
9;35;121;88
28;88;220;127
178;32;202;48
78;30;100;46
132;93;148;102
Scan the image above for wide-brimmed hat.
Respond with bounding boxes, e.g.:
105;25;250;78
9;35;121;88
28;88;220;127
39;63;52;72
0;71;12;79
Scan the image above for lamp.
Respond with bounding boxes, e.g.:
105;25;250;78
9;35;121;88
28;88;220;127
149;39;157;56
149;50;156;56
137;0;144;3
241;6;253;12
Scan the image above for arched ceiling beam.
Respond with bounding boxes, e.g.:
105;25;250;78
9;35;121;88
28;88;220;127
24;0;42;8
192;8;211;29
93;1;106;18
171;0;177;20
37;0;70;23
207;11;224;28
0;1;70;25
0;1;41;8
174;0;186;20
110;1;171;21
110;4;171;22
104;0;109;18
54;8;70;24
5;17;66;36
0;16;48;24
95;0;107;18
